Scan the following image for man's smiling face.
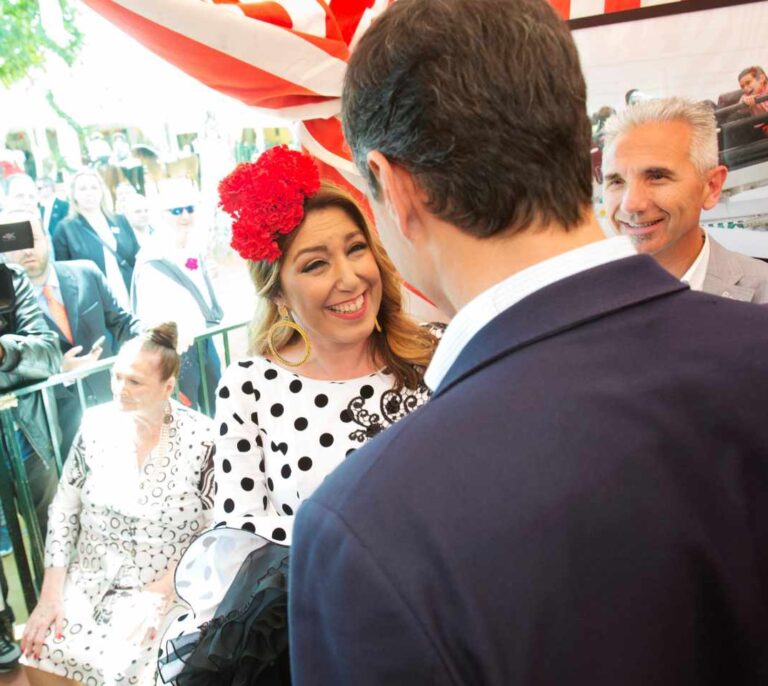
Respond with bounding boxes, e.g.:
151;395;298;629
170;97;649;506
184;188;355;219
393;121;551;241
602;120;714;259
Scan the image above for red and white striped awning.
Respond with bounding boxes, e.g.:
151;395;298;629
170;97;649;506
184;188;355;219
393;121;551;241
82;0;388;191
81;0;686;185
552;0;682;21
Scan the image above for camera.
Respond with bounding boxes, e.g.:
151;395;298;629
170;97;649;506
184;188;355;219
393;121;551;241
0;220;34;334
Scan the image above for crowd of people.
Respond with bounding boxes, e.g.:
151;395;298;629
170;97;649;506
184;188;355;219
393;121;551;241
1;0;768;684
0;163;228;680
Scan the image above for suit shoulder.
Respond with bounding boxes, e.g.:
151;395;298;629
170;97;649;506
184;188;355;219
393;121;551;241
54;216;80;232
736;252;768;279
55;260;106;283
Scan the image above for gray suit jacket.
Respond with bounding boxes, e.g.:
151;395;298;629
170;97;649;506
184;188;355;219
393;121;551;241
703;236;768;303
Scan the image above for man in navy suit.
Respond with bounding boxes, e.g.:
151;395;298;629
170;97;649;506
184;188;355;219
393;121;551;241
36;177;69;238
4;211;141;454
289;0;768;683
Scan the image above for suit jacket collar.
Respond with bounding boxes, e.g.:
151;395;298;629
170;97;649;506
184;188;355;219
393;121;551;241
434;255;687;396
701;236;755;302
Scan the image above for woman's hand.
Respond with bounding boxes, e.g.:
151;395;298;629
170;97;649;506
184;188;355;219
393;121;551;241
21;593;64;660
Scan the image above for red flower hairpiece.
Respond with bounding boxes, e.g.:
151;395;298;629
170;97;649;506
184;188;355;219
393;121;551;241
218;145;321;263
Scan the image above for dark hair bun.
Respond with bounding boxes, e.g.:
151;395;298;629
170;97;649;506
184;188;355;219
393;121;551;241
146;322;178;351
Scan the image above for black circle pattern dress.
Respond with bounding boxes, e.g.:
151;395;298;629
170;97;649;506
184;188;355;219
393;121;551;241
21;401;214;686
159;345;440;683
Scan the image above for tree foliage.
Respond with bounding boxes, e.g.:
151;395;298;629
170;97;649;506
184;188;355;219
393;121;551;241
0;0;83;88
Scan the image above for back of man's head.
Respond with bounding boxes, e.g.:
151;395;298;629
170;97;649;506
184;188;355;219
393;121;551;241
603;97;718;176
342;0;593;238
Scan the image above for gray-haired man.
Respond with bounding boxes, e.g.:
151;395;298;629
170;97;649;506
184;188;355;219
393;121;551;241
602;96;768;303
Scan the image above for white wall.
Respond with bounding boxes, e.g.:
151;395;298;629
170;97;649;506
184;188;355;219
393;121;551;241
574;2;768;112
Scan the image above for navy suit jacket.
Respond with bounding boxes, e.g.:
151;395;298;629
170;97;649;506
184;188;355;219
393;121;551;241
53;213;140;292
48;260;140;360
40;198;70;238
290;255;768;685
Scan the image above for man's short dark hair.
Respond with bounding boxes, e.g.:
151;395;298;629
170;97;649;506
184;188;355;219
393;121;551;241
342;0;593;238
738;65;766;82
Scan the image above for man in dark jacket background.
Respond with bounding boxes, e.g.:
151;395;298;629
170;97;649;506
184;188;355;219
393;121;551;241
0;247;61;672
3;210;141;454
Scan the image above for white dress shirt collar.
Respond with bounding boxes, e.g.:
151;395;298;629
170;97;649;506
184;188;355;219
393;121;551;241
34;263;60;294
424;236;636;390
680;231;710;292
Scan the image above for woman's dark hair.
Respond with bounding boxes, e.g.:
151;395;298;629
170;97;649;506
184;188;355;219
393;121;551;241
139;322;180;380
342;0;593;238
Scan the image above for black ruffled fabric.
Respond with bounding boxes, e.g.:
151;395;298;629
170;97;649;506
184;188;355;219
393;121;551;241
172;542;291;686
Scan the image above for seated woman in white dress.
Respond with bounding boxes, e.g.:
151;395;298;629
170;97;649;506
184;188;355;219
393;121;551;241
20;323;214;686
158;147;442;684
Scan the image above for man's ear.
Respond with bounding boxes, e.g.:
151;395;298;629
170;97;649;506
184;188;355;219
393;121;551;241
702;165;728;210
367;151;424;242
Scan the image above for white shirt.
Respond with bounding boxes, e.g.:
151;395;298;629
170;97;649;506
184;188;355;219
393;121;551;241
424;236;636;390
680;231;710;293
132;248;216;349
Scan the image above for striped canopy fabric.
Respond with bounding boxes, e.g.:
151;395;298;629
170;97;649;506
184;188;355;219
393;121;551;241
552;0;683;21
82;0;383;191
81;0;686;183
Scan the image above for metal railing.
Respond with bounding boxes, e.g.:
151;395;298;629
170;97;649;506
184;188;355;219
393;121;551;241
0;321;248;612
716;94;768;171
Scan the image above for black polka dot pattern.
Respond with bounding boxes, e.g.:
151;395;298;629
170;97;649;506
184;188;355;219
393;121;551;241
210;353;435;549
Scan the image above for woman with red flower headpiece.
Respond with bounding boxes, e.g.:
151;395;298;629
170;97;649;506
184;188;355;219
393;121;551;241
156;147;442;685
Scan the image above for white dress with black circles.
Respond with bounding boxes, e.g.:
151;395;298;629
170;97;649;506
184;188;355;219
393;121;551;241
213;356;434;544
160;354;435;682
21;402;214;686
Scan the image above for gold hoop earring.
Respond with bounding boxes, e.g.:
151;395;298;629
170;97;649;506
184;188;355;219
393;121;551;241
374;316;382;333
267;306;311;367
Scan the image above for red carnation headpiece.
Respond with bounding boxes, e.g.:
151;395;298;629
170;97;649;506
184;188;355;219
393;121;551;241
218;145;321;263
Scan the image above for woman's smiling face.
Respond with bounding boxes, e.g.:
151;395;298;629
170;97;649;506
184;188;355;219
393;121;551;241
277;205;383;351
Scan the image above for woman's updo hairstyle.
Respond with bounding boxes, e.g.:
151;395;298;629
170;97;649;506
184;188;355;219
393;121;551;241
139;322;180;380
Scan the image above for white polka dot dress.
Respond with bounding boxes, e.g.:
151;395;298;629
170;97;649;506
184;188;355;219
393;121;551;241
159;349;438;681
21;402;214;686
212;355;434;545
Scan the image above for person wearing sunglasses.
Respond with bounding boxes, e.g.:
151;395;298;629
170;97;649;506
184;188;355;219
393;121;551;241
130;179;223;412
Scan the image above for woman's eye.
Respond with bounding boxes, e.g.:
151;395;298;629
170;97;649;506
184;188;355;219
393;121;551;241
349;242;368;254
302;260;326;273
